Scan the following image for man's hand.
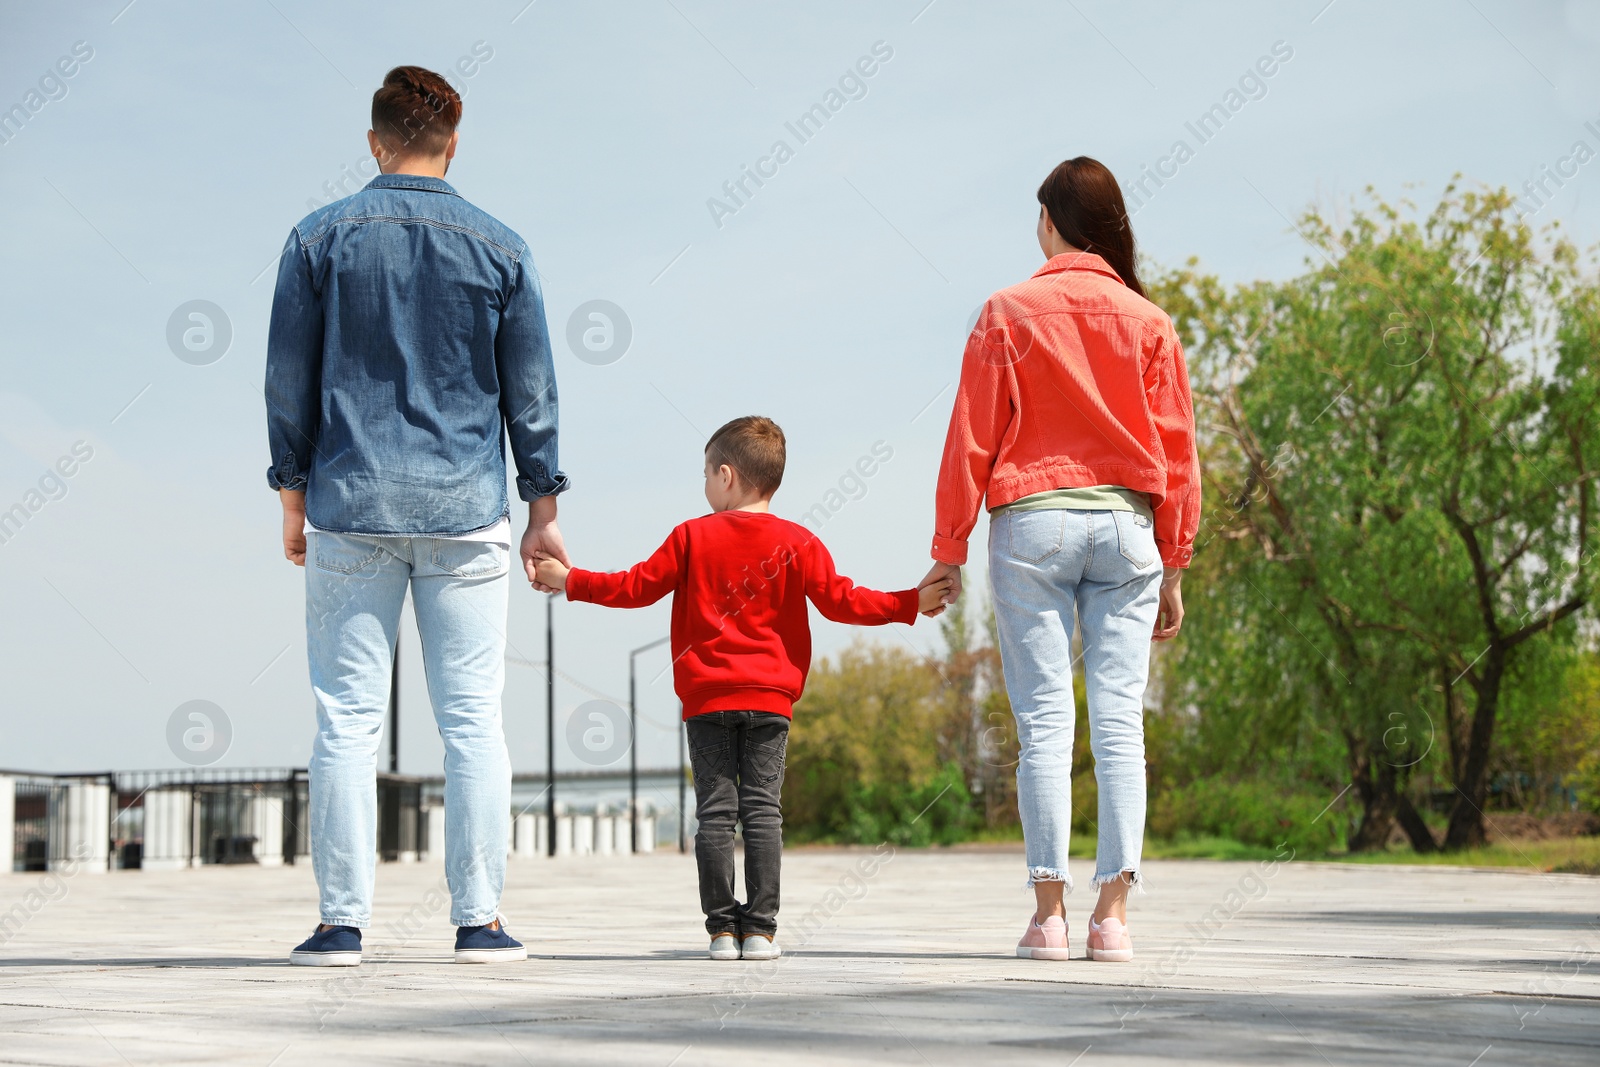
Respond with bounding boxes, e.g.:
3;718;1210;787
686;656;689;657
1152;567;1184;641
522;495;569;593
918;561;962;617
533;555;570;593
280;489;307;567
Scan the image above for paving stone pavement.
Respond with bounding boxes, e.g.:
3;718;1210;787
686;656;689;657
1;846;1597;1065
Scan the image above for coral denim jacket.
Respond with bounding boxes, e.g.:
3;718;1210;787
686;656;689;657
932;252;1199;568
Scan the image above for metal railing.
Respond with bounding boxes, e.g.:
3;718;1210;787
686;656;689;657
3;766;691;872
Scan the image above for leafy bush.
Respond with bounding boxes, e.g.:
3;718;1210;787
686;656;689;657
784;643;978;844
837;762;978;846
1149;777;1345;855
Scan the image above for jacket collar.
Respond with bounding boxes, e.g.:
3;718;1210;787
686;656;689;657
1032;251;1124;286
364;173;461;197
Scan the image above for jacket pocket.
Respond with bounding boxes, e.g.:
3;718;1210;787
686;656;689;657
1006;510;1066;564
1114;510;1158;570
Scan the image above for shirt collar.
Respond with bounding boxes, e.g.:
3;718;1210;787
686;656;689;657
364;173;461;197
1031;251;1125;285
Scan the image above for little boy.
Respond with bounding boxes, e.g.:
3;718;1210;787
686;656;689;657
534;416;951;961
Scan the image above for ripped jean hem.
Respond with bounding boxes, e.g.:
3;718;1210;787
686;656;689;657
1091;868;1145;893
1024;866;1073;891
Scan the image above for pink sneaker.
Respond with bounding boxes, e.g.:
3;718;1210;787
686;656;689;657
1086;916;1133;962
1015;915;1071;960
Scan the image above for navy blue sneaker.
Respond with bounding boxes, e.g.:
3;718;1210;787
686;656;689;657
289;924;362;967
454;916;527;964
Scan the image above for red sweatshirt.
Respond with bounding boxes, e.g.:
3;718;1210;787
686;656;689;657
565;510;920;719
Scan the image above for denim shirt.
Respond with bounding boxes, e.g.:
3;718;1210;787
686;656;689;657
264;173;568;535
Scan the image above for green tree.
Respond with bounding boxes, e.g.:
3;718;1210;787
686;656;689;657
1152;184;1600;849
938;583;1017;827
783;642;975;845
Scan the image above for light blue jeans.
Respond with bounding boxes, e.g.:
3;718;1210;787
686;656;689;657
989;508;1163;891
305;531;511;928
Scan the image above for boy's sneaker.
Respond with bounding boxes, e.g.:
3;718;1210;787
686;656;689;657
1015;915;1070;961
709;932;740;960
1086;916;1133;962
740;934;780;960
289;924;362;967
455;916;527;964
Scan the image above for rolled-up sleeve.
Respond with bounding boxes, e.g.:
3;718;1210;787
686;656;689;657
931;309;1012;565
496;251;570;500
264;228;322;492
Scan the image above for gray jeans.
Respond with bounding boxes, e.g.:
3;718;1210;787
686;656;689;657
686;711;790;937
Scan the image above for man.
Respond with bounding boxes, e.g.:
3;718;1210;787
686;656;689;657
265;65;567;966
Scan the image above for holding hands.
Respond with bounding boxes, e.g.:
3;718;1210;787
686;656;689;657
531;552;954;616
532;553;569;593
524;536;959;622
917;562;961;617
521;495;570;594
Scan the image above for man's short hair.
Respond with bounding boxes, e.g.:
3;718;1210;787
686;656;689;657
371;65;461;156
706;416;786;497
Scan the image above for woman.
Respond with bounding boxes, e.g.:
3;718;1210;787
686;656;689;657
922;157;1198;962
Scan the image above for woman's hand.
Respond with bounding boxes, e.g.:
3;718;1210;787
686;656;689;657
1152;567;1184;641
918;562;962;617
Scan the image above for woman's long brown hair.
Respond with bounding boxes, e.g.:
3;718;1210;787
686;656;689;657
1036;157;1144;299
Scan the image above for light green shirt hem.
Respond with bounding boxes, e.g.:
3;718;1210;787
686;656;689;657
991;485;1153;521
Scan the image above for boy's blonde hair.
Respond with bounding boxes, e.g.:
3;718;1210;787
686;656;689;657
706;416;785;497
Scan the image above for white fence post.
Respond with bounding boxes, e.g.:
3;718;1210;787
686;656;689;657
48;780;109;873
141;789;193;871
513;813;538;859
638;804;656;853
425;805;446;862
250;793;284;868
573;811;594;857
555;803;573;857
0;776;13;874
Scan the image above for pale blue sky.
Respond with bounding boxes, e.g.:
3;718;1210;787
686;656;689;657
2;0;1598;775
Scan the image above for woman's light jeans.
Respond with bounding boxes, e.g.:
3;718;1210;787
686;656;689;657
305;531;512;928
989;507;1163;891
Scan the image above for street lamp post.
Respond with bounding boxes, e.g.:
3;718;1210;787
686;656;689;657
388;642;399;774
546;595;556;857
678;702;687;853
628;636;670;853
